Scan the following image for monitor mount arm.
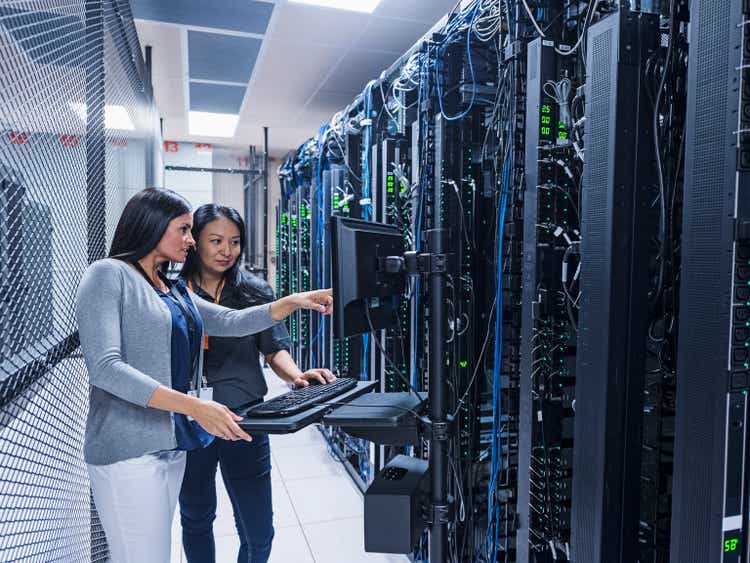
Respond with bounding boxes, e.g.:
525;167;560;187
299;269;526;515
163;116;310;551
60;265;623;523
378;228;454;562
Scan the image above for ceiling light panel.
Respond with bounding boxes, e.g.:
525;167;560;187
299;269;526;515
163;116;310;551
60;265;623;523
289;0;382;14
188;111;239;138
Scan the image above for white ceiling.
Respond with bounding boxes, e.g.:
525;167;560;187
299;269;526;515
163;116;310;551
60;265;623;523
134;0;457;157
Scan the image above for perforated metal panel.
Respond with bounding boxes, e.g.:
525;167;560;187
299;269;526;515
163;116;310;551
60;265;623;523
571;11;660;563
571;22;615;563
0;1;160;560
670;0;741;561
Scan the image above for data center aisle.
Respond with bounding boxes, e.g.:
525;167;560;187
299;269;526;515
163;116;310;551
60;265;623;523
170;370;409;563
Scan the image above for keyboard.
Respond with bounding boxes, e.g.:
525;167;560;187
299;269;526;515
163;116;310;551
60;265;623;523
244;377;358;418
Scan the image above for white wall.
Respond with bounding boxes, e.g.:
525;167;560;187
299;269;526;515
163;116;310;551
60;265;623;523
212;146;247;214
163;141;213;210
161;142;282;287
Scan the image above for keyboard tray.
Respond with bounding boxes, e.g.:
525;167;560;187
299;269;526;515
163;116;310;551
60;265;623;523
237;380;378;434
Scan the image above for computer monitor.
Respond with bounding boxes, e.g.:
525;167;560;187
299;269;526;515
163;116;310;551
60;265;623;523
330;216;406;338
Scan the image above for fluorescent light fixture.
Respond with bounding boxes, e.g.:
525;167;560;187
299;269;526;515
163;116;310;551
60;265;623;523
69;103;135;130
289;0;382;13
188;111;239;138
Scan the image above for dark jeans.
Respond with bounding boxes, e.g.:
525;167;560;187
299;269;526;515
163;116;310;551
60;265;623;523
180;435;274;563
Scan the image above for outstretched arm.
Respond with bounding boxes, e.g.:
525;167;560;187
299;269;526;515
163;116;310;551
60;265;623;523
191;288;333;337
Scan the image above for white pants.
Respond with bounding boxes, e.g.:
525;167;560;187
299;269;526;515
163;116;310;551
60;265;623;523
88;450;186;563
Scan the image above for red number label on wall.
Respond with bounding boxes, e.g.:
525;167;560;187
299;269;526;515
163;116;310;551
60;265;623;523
8;131;28;145
60;134;79;148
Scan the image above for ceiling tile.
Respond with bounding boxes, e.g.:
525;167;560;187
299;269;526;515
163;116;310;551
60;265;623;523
357;16;432;53
189;82;246;113
140;0;460;154
305;90;359;118
269;3;369;47
234;123;324;156
242;40;343;119
131;0;274;34
318;48;400;95
152;77;186;117
188;31;261;82
135;21;183;80
373;0;458;24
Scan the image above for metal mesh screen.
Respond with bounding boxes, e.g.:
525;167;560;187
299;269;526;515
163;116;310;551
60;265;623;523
0;1;160;560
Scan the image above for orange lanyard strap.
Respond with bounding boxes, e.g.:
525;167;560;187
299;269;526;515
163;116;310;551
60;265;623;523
188;278;225;350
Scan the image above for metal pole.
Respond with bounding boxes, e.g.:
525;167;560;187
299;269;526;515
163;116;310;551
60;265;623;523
427;228;448;563
263;127;269;279
144;45;152;90
247;146;256;267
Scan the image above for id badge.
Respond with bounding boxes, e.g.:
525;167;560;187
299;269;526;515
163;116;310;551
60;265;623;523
188;386;213;402
186;387;213;421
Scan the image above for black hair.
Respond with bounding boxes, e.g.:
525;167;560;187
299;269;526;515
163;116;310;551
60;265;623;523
180;203;246;283
179;204;274;303
109;188;192;272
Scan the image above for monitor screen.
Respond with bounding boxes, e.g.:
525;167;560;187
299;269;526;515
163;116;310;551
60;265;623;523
330;216;406;338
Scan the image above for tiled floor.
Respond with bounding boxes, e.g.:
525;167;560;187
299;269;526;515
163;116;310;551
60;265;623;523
170;370;410;563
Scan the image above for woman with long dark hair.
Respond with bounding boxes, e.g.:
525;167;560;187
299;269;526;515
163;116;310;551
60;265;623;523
178;203;335;563
75;189;332;563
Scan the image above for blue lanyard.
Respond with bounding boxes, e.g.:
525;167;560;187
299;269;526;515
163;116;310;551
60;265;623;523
132;262;201;388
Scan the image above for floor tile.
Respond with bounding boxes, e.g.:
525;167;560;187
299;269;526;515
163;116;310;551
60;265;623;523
215;534;241;562
217;528;314;563
269;524;315;563
272;480;300;528
214;507;240;538
303;516;411;563
215;477;233;517
272;442;346;481
270;424;326;450
271;458;283;482
285;474;363;524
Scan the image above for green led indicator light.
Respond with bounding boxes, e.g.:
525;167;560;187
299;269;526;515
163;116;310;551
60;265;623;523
725;539;739;552
460;361;468;368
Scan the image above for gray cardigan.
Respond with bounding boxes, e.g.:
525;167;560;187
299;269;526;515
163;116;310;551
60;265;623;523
76;258;278;465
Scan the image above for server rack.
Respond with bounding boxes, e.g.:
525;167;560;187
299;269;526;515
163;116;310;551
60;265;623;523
518;35;580;562
570;9;660;563
670;0;750;561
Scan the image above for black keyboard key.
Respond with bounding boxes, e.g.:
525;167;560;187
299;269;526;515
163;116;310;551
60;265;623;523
244;378;358;417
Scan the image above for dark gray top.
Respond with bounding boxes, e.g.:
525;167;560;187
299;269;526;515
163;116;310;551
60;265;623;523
75;258;279;465
190;271;291;409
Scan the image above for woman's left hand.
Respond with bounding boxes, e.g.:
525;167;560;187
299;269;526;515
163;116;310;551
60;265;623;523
293;368;337;387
